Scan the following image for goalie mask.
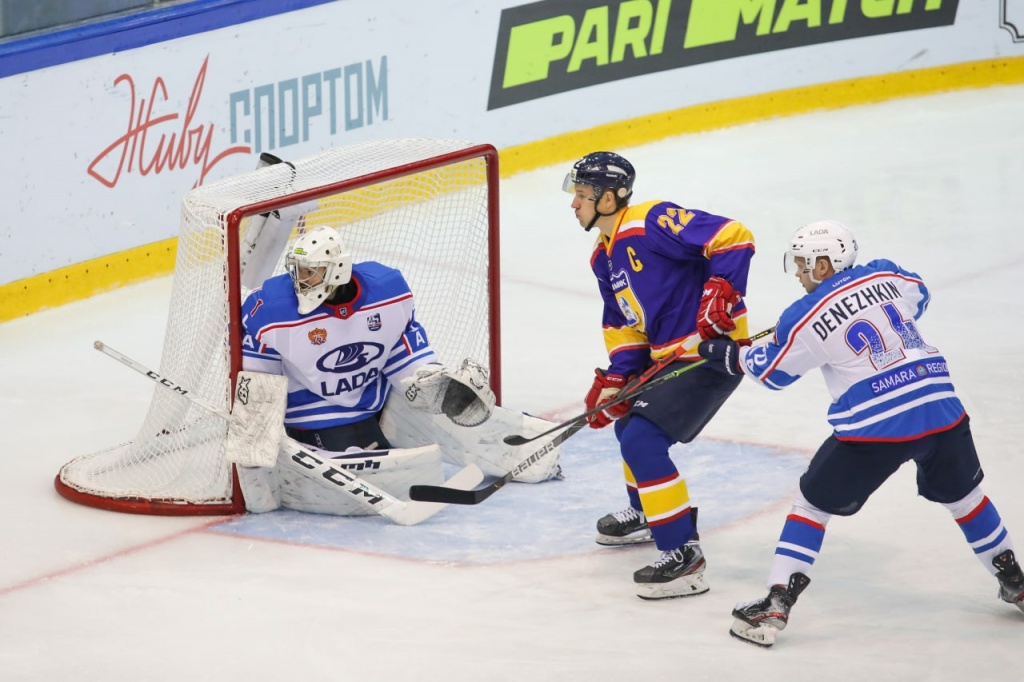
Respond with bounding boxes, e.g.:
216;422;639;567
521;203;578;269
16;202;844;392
285;226;353;314
784;220;858;284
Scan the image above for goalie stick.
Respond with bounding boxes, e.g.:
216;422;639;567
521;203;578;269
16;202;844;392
502;326;777;447
92;340;482;526
408;421;585;505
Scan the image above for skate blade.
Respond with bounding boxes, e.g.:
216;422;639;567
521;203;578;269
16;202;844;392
998;588;1024;613
635;573;709;600
595;532;654;547
729;619;779;648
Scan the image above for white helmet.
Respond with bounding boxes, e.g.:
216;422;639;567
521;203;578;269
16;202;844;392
784;220;858;283
284;226;352;314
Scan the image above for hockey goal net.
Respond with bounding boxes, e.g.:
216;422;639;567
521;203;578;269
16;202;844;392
55;138;501;515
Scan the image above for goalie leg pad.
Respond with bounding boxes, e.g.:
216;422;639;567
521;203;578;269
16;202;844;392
237;464;282;513
274;439;444;516
227;371;289;467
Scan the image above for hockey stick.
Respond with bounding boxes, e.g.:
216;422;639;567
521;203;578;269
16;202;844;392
409;327;776;506
93;340;482;526
408;420;585;505
408;328;775;507
501;326;776;447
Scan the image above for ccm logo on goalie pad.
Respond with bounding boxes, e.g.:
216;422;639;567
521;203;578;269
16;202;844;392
290;450;385;505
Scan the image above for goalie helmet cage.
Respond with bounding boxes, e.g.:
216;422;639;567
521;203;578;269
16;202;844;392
55;138;501;516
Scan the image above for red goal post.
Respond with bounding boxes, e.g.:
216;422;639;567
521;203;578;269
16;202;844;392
55;138;501;515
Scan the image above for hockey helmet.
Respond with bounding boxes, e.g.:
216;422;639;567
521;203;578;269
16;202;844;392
284;226;353;314
562;151;635;209
784;220;858;283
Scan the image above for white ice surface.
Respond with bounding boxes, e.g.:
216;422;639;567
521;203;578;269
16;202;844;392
2;85;1023;681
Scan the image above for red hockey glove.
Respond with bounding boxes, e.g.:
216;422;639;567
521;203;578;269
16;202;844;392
584;369;630;429
697;276;742;340
697;337;749;376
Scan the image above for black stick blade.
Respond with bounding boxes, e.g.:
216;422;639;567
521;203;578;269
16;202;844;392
409;477;509;505
502;434;532;446
408;485;479;504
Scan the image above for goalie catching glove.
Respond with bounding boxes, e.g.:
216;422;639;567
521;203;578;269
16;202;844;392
399;359;496;427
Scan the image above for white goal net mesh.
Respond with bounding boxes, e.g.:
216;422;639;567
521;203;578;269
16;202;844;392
56;138;499;514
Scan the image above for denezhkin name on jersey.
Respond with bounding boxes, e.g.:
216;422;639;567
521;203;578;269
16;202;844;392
812;281;902;341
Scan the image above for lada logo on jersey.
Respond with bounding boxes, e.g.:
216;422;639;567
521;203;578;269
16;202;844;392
316;342;385;373
367;313;382;331
308;328;328;345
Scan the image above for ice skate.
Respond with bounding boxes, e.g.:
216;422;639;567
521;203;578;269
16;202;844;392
595;506;653;546
729;573;811;648
633;542;709;600
992;549;1024;613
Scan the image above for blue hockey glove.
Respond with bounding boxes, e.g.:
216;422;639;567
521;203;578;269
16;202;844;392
697;337;744;376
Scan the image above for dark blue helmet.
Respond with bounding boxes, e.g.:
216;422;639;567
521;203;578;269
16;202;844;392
562;151;635;208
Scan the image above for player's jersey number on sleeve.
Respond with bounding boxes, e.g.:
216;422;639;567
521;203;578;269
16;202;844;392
656;207;695;235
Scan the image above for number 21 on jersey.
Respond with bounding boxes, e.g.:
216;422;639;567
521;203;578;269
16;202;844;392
847;302;938;370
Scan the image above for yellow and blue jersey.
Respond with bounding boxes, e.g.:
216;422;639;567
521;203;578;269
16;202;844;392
591;200;755;376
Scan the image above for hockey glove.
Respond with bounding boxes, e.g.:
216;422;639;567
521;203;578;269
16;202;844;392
697;276;742;340
584;369;631;429
697;337;749;376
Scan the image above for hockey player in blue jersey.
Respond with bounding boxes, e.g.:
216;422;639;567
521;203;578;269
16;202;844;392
246;226;440;450
241;225;495;454
564;151;756;599
699;220;1024;647
236;225;562;516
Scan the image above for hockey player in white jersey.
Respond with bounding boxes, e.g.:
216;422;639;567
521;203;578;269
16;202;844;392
698;220;1024;648
237;225;561;515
